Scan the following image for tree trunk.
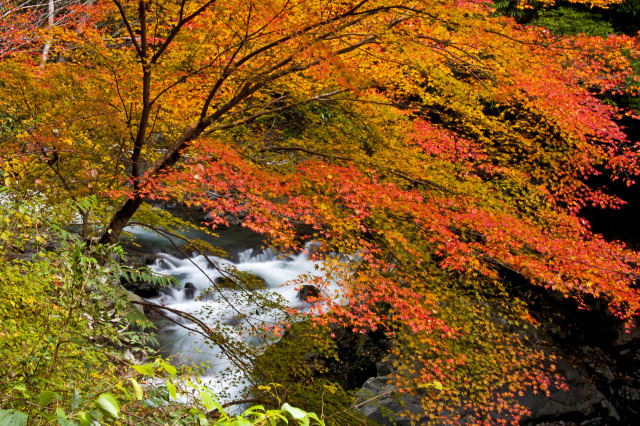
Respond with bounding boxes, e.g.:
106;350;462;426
98;197;144;245
41;0;55;64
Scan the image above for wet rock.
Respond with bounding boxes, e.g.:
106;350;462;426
580;346;615;383
122;254;147;269
144;306;178;329
138;255;156;266
124;293;155;334
353;298;640;426
122;280;159;298
225;213;242;226
354;374;423;426
519;356;619;424
157;258;173;270
241;274;266;291
376;357;396;377
183;282;196;300
297;285;320;302
44;241;63;252
214;273;266;291
226;315;246;327
121;272;177;299
214;276;236;287
203;210;246;226
614;318;640;349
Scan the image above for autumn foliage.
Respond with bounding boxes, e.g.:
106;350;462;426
2;0;640;423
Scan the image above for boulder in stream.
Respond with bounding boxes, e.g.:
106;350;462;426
297;285;320;302
120;273;178;299
183;282;196;300
214;273;266;291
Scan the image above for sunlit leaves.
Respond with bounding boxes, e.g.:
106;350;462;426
2;0;640;424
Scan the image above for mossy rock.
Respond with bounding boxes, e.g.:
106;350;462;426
251;320;377;425
214;272;266;291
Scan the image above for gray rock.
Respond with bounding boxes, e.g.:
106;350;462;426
203;210;245;226
121;271;177;298
520;376;606;420
580;346;615;383
354;329;634;425
354;377;424;426
614;318;640;348
183;282;196;300
376;357;397;377
157;259;173;270
226;315;245;327
297;285;321;302
44;241;63;252
225;213;242;226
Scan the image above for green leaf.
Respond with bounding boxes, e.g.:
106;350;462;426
281;403;313;426
43;412;57;422
0;410;28;426
306;413;324;426
115;383;130;399
95;393;120;419
88;410;102;422
12;384;27;396
166;380;177;401
76;412;93;426
131;364;155;377
199;390;215;411
56;407;66;419
281;403;307;420
57;418;76;426
39;390;59;407
130;378;144;401
242;405;265;415
265;411;287;426
161;362;177;376
71;389;80;411
204;389;225;414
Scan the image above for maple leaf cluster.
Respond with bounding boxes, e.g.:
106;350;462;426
1;0;639;423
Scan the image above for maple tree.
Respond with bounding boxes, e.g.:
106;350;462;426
2;0;640;424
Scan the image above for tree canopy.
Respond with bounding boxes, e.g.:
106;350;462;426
1;0;640;423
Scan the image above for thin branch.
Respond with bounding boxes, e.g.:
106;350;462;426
111;0;143;57
151;0;218;63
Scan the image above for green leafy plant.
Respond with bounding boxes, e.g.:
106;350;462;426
532;7;615;37
0;187;325;424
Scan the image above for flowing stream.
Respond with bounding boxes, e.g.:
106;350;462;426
124;225;342;401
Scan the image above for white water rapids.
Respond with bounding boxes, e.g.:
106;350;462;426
140;239;346;402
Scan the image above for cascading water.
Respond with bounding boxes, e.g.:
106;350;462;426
143;241;344;402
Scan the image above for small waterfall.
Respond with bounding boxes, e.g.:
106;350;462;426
144;242;343;401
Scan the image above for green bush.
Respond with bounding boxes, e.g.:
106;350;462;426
0;188;326;425
532;7;615;37
0;189;155;422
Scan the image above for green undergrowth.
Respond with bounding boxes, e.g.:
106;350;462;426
0;187;324;425
252;321;375;426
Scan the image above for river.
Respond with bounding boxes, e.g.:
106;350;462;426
123;224;342;403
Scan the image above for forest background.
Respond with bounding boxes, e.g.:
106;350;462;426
1;0;640;424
